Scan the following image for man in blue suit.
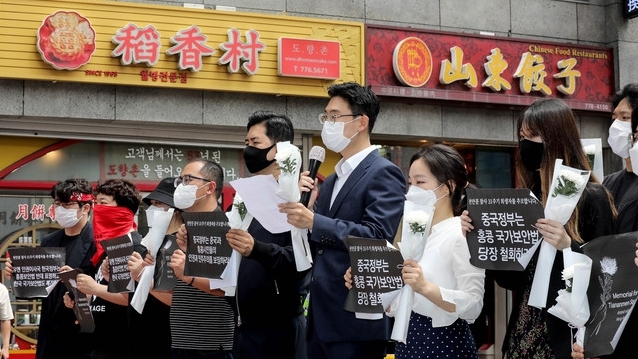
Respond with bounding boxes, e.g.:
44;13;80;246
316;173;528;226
280;82;406;359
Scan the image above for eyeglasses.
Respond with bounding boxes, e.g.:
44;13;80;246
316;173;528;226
174;174;211;187
318;113;362;125
53;201;79;208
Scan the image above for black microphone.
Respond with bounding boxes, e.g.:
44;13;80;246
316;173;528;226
300;146;325;207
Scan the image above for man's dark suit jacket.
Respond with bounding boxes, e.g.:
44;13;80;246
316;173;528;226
308;150;406;343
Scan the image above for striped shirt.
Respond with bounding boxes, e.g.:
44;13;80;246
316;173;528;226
169;280;235;350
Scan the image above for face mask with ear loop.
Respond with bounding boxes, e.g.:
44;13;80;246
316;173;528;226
608;119;633;159
173;183;209;210
629;139;638;175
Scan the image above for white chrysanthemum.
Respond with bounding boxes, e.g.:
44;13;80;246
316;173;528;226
561;263;586;281
405;210;429;226
600;257;618;276
233;193;243;204
405;210;430;234
561;265;575;281
583;144;596;155
559;170;586;187
275;147;294;162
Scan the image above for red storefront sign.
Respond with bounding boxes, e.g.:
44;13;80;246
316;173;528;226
278;38;340;79
367;25;614;113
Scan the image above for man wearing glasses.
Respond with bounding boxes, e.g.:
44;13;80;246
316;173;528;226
5;178;97;359
169;159;236;359
279;82;406;359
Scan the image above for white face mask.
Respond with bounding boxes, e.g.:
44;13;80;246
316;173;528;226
173;183;208;210
406;183;447;205
55;206;83;228
608;119;633;159
145;205;166;227
321;118;360;153
629;142;638;175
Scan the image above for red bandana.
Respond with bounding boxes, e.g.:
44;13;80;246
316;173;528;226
90;205;137;266
70;192;95;203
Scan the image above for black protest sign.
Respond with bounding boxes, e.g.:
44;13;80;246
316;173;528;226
58;268;95;333
343;236;404;314
102;235;134;293
466;188;544;270
9;247;65;298
153;234;179;291
581;232;638;358
182;211;232;279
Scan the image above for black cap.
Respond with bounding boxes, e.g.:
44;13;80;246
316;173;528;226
143;177;177;208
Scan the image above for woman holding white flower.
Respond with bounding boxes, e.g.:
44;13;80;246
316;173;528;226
347;144;485;359
463;98;616;359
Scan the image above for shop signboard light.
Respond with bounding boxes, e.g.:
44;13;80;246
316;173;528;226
367;25;614;113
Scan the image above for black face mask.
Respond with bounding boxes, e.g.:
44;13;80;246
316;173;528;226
519;139;544;172
243;144;276;174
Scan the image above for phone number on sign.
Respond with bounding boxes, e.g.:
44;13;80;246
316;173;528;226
293;66;329;74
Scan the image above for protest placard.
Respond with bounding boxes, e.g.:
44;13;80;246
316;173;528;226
153;234;179;291
58;268;95;333
9;247;65;298
182;211;232;279
343;237;404;314
466;188;544;270
102;235;134;293
581;232;638;358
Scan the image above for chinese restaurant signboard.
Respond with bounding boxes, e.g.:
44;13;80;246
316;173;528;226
367;25;614;113
0;0;364;98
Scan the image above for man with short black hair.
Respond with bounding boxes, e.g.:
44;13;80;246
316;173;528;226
226;110;310;359
280;82;406;359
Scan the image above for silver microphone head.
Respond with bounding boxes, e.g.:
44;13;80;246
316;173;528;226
309;146;326;162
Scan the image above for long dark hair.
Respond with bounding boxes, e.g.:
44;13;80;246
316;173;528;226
516;98;610;243
410;143;468;216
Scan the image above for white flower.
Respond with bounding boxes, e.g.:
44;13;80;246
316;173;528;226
405;210;430;234
559;170;586;188
275;147;294;162
232;194;247;221
600;257;618;276
561;265;575;281
561;263;586;293
552;170;586;198
275;146;297;174
583;144;596;155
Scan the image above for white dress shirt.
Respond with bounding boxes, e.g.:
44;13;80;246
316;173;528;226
330;145;377;208
388;216;485;327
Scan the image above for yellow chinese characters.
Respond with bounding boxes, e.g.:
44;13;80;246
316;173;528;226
554;58;581;95
514;52;551;95
440;46;478;88
436;45;582;96
483;48;511;91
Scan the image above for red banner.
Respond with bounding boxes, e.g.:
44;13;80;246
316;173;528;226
366;26;614;113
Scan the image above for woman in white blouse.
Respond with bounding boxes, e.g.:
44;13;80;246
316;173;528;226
346;143;485;359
